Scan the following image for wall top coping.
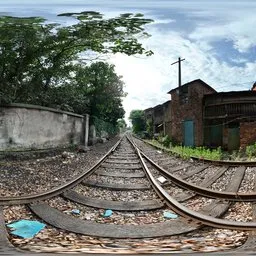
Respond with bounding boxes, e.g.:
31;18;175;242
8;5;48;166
0;103;84;118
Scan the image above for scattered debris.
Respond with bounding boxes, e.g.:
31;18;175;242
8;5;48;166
77;145;90;153
103;209;113;217
7;219;45;238
71;209;80;215
163;211;178;219
157;176;167;183
62;151;75;159
61;151;69;159
84;213;95;220
157;150;162;154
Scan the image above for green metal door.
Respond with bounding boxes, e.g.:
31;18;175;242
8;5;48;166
228;127;240;151
183;120;194;147
210;125;223;147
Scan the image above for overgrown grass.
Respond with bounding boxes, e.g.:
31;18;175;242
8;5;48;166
148;139;222;160
171;145;222;160
143;132;256;161
245;143;256;160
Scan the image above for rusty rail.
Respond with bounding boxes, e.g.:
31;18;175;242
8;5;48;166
0;137;122;205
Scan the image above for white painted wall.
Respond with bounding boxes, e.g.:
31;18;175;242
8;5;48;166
0;104;88;150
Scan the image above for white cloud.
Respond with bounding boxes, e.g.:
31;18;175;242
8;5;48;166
110;23;256;122
2;0;256;123
187;2;256;53
230;57;248;64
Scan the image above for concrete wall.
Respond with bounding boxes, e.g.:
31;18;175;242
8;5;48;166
0;103;88;150
170;81;215;146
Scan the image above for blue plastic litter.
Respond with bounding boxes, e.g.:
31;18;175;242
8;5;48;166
7;220;45;238
103;209;113;217
163;211;178;219
71;209;80;215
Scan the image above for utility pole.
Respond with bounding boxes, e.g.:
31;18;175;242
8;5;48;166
171;57;185;87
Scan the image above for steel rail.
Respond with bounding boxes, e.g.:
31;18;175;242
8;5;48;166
129;134;256;201
126;135;256;230
140;151;256;201
191;156;256;166
134;145;256;231
135;134;256;167
0;137;123;205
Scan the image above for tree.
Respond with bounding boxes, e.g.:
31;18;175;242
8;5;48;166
0;13;153;105
146;119;153;137
117;119;127;133
71;62;126;121
129;110;146;134
0;13;154;134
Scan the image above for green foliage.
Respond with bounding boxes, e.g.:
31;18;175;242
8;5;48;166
74;62;126;122
149;139;222;160
57;11;154;56
117;119;127;133
170;146;222;160
222;144;256;161
0;13;153;126
245;143;256;160
92;116;118;137
146;119;153;137
129;110;146;134
150;138;256;161
159;135;171;148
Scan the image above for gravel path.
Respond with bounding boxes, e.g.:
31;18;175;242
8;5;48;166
0;136;119;196
74;184;159;201
1;135;255;254
238;167;256;192
3;204;248;254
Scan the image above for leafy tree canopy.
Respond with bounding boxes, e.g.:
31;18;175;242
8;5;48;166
0;12;153;127
129;109;146;134
71;61;126;123
117;118;127;133
117;118;127;128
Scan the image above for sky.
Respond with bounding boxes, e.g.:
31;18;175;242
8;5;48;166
1;0;256;123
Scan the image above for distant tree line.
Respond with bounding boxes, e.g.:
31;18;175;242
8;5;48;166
129;110;146;133
0;12;153;128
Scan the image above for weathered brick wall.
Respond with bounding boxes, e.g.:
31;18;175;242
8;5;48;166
240;121;256;148
164;101;172;137
153;105;164;126
170;82;214;146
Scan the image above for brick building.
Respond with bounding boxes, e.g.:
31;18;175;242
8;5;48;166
144;79;256;150
163;100;172;137
144;100;171;137
167;79;216;146
203;91;256;150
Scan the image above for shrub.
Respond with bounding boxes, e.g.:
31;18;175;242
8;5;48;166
245;143;256;160
161;135;171;148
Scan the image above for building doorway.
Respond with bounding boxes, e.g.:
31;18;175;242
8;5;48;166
183;120;194;147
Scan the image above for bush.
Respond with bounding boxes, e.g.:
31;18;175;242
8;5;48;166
245;143;256;160
161;135;171;148
92;116;118;137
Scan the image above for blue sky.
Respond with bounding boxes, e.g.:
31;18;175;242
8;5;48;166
1;0;256;121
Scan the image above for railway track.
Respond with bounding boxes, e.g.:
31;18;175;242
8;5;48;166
0;134;256;254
